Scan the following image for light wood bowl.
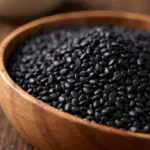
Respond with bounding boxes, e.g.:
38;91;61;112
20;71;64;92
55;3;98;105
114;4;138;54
1;11;150;150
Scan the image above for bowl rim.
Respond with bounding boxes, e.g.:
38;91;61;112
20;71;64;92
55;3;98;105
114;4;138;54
1;10;150;139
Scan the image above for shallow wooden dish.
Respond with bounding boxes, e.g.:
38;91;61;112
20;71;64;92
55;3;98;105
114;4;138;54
1;11;150;150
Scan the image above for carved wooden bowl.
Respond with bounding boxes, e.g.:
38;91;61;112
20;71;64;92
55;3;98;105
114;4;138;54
1;11;150;150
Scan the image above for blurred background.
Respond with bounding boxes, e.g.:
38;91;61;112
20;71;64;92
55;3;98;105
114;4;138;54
0;0;150;149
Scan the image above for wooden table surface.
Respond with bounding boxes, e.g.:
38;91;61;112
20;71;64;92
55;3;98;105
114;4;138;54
1;0;150;149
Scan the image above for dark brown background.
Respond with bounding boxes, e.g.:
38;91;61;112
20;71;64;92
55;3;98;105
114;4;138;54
1;0;150;149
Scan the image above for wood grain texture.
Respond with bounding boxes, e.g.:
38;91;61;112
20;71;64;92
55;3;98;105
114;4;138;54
0;22;37;150
1;11;150;150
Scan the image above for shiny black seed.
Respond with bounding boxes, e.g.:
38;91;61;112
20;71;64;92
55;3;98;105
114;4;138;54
127;94;136;99
65;103;71;112
60;68;68;75
109;56;116;66
58;96;65;103
29;78;35;83
93;101;100;109
135;107;143;114
95;112;101;121
49;93;58;100
145;92;150;99
95;63;103;72
115;100;123;109
8;25;150;134
89;80;97;85
79;100;89;106
83;87;92;94
137;58;144;65
129;127;138;132
64;82;72;89
87;109;94;115
41;96;50;102
67;78;75;83
74;66;81;73
129;110;138;117
115;119;123;127
72;107;80;114
114;111;122;118
113;72;121;81
71;91;78;98
75;59;81;66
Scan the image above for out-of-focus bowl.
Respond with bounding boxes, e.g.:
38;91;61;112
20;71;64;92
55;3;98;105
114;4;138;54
1;11;150;150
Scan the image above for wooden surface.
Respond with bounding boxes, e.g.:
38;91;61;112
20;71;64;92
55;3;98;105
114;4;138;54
0;0;150;149
0;23;37;150
1;11;150;150
83;0;150;15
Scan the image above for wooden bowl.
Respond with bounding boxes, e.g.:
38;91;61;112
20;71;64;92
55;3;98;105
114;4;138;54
1;11;150;150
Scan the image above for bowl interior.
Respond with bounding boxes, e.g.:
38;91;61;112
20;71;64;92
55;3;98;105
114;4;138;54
1;11;150;140
3;11;150;66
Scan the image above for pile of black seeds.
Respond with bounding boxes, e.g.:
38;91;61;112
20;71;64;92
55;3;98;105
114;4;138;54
7;25;150;133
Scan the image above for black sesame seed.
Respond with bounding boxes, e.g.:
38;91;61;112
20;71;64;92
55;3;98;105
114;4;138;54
71;91;78;98
41;96;50;102
58;96;65;103
65;103;71;112
60;68;68;75
49;91;57;97
129;127;138;132
8;25;150;133
113;72;121;81
129;110;138;117
87;109;94;116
